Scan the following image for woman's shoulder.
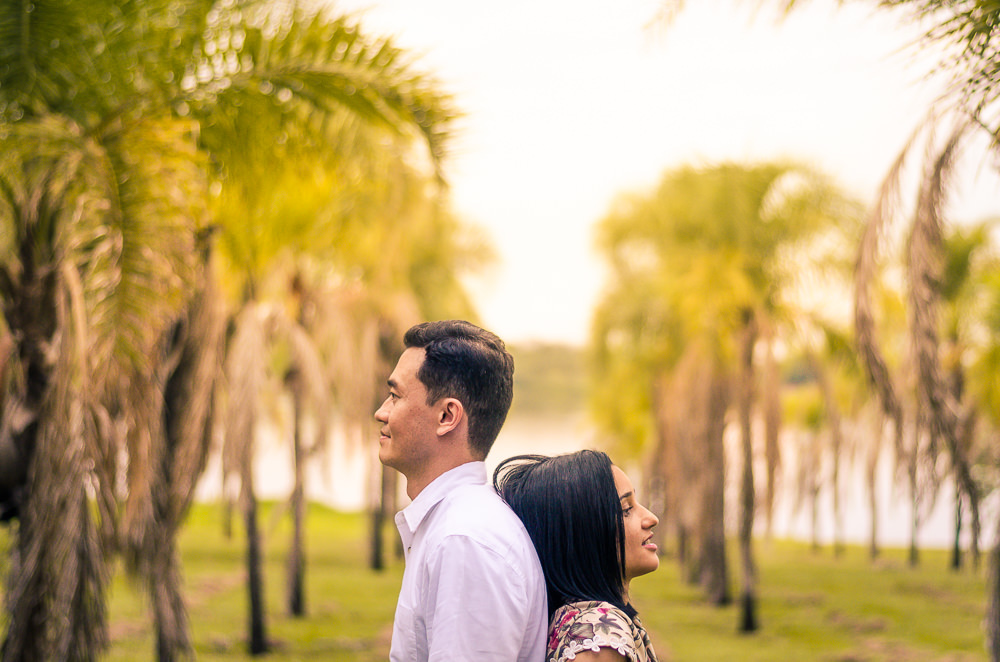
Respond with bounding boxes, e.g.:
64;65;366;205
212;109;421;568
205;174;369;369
550;601;633;631
547;601;638;662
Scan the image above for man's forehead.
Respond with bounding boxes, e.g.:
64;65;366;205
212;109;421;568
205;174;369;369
390;347;426;388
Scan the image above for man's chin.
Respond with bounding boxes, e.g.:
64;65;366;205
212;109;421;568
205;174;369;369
377;449;395;469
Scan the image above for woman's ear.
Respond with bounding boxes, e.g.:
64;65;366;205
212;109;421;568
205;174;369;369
436;397;465;436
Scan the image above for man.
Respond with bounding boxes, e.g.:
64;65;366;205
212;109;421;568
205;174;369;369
375;320;547;661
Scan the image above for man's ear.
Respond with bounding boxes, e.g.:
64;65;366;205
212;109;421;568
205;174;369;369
436;398;465;436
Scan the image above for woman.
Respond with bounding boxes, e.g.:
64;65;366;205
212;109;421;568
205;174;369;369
493;450;660;662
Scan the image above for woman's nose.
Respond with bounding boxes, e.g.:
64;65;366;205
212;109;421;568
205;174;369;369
644;508;659;528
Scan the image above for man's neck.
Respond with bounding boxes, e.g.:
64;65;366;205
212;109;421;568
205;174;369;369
405;457;478;501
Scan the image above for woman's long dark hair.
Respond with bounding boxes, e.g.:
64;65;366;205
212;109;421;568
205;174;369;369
493;450;633;619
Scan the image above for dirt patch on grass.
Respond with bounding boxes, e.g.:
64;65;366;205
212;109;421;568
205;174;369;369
826;610;888;634
784;592;826;607
827;638;983;662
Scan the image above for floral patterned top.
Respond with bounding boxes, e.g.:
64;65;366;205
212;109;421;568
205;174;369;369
547;601;658;662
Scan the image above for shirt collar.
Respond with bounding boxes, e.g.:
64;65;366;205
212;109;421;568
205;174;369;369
400;461;487;533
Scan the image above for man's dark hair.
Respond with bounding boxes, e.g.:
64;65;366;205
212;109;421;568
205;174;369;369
493;450;633;619
403;320;514;459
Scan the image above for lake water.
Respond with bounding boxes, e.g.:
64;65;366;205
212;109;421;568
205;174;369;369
195;412;997;551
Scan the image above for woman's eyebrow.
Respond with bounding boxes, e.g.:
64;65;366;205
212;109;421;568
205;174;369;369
619;491;633;502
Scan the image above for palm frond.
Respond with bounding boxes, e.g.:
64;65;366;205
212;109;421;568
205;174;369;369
275;309;332;457
223;301;269;507
906;118;982;560
853;117;928;446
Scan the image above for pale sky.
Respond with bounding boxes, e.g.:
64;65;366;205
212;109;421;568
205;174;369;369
332;0;1000;345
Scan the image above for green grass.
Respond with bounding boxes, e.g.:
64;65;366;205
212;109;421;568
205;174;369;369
634;541;987;661
102;503;402;661
1;505;991;660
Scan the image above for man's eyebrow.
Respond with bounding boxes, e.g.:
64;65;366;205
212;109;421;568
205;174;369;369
387;378;398;390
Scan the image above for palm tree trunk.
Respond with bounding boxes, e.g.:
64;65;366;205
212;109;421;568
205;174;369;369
832;449;844;558
866;417;883;562
287;368;307;617
2;254;108;662
908;452;920;567
244;481;268;656
762;340;781;545
149;253;223;662
146;438;191;662
668;350;706;587
737;313;758;633
809;433;821;553
905;408;921;568
650;375;676;559
370;463;393;570
150;535;187;662
988;510;1000;661
3;383;107;662
809;352;844;557
952;485;964;571
702;357;730;607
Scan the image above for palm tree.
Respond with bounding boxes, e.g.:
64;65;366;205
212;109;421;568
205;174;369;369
592;162;862;629
1;1;458;659
215;120;486;638
0;111;206;662
728;0;1000;648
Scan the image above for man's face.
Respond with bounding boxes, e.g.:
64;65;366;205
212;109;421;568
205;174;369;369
374;348;440;477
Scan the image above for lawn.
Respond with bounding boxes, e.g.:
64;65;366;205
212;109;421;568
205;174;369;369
2;503;990;660
634;541;986;661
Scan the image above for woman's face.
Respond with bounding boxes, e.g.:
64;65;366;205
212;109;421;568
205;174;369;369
612;466;659;587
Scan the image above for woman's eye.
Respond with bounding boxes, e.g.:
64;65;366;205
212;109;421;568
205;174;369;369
623;507;634;517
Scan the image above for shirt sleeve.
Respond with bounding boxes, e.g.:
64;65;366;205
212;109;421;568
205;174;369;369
549;604;638;662
421;533;534;661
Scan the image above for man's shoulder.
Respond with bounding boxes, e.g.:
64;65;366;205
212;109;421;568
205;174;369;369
430;483;533;550
439;482;519;527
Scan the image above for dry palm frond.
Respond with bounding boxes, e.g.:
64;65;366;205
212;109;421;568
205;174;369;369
223;301;270;509
315;283;417;447
275;311;332;459
907;118;982;563
854;116;931;461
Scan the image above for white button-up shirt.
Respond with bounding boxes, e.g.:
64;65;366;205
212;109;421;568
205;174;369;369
390;461;547;662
